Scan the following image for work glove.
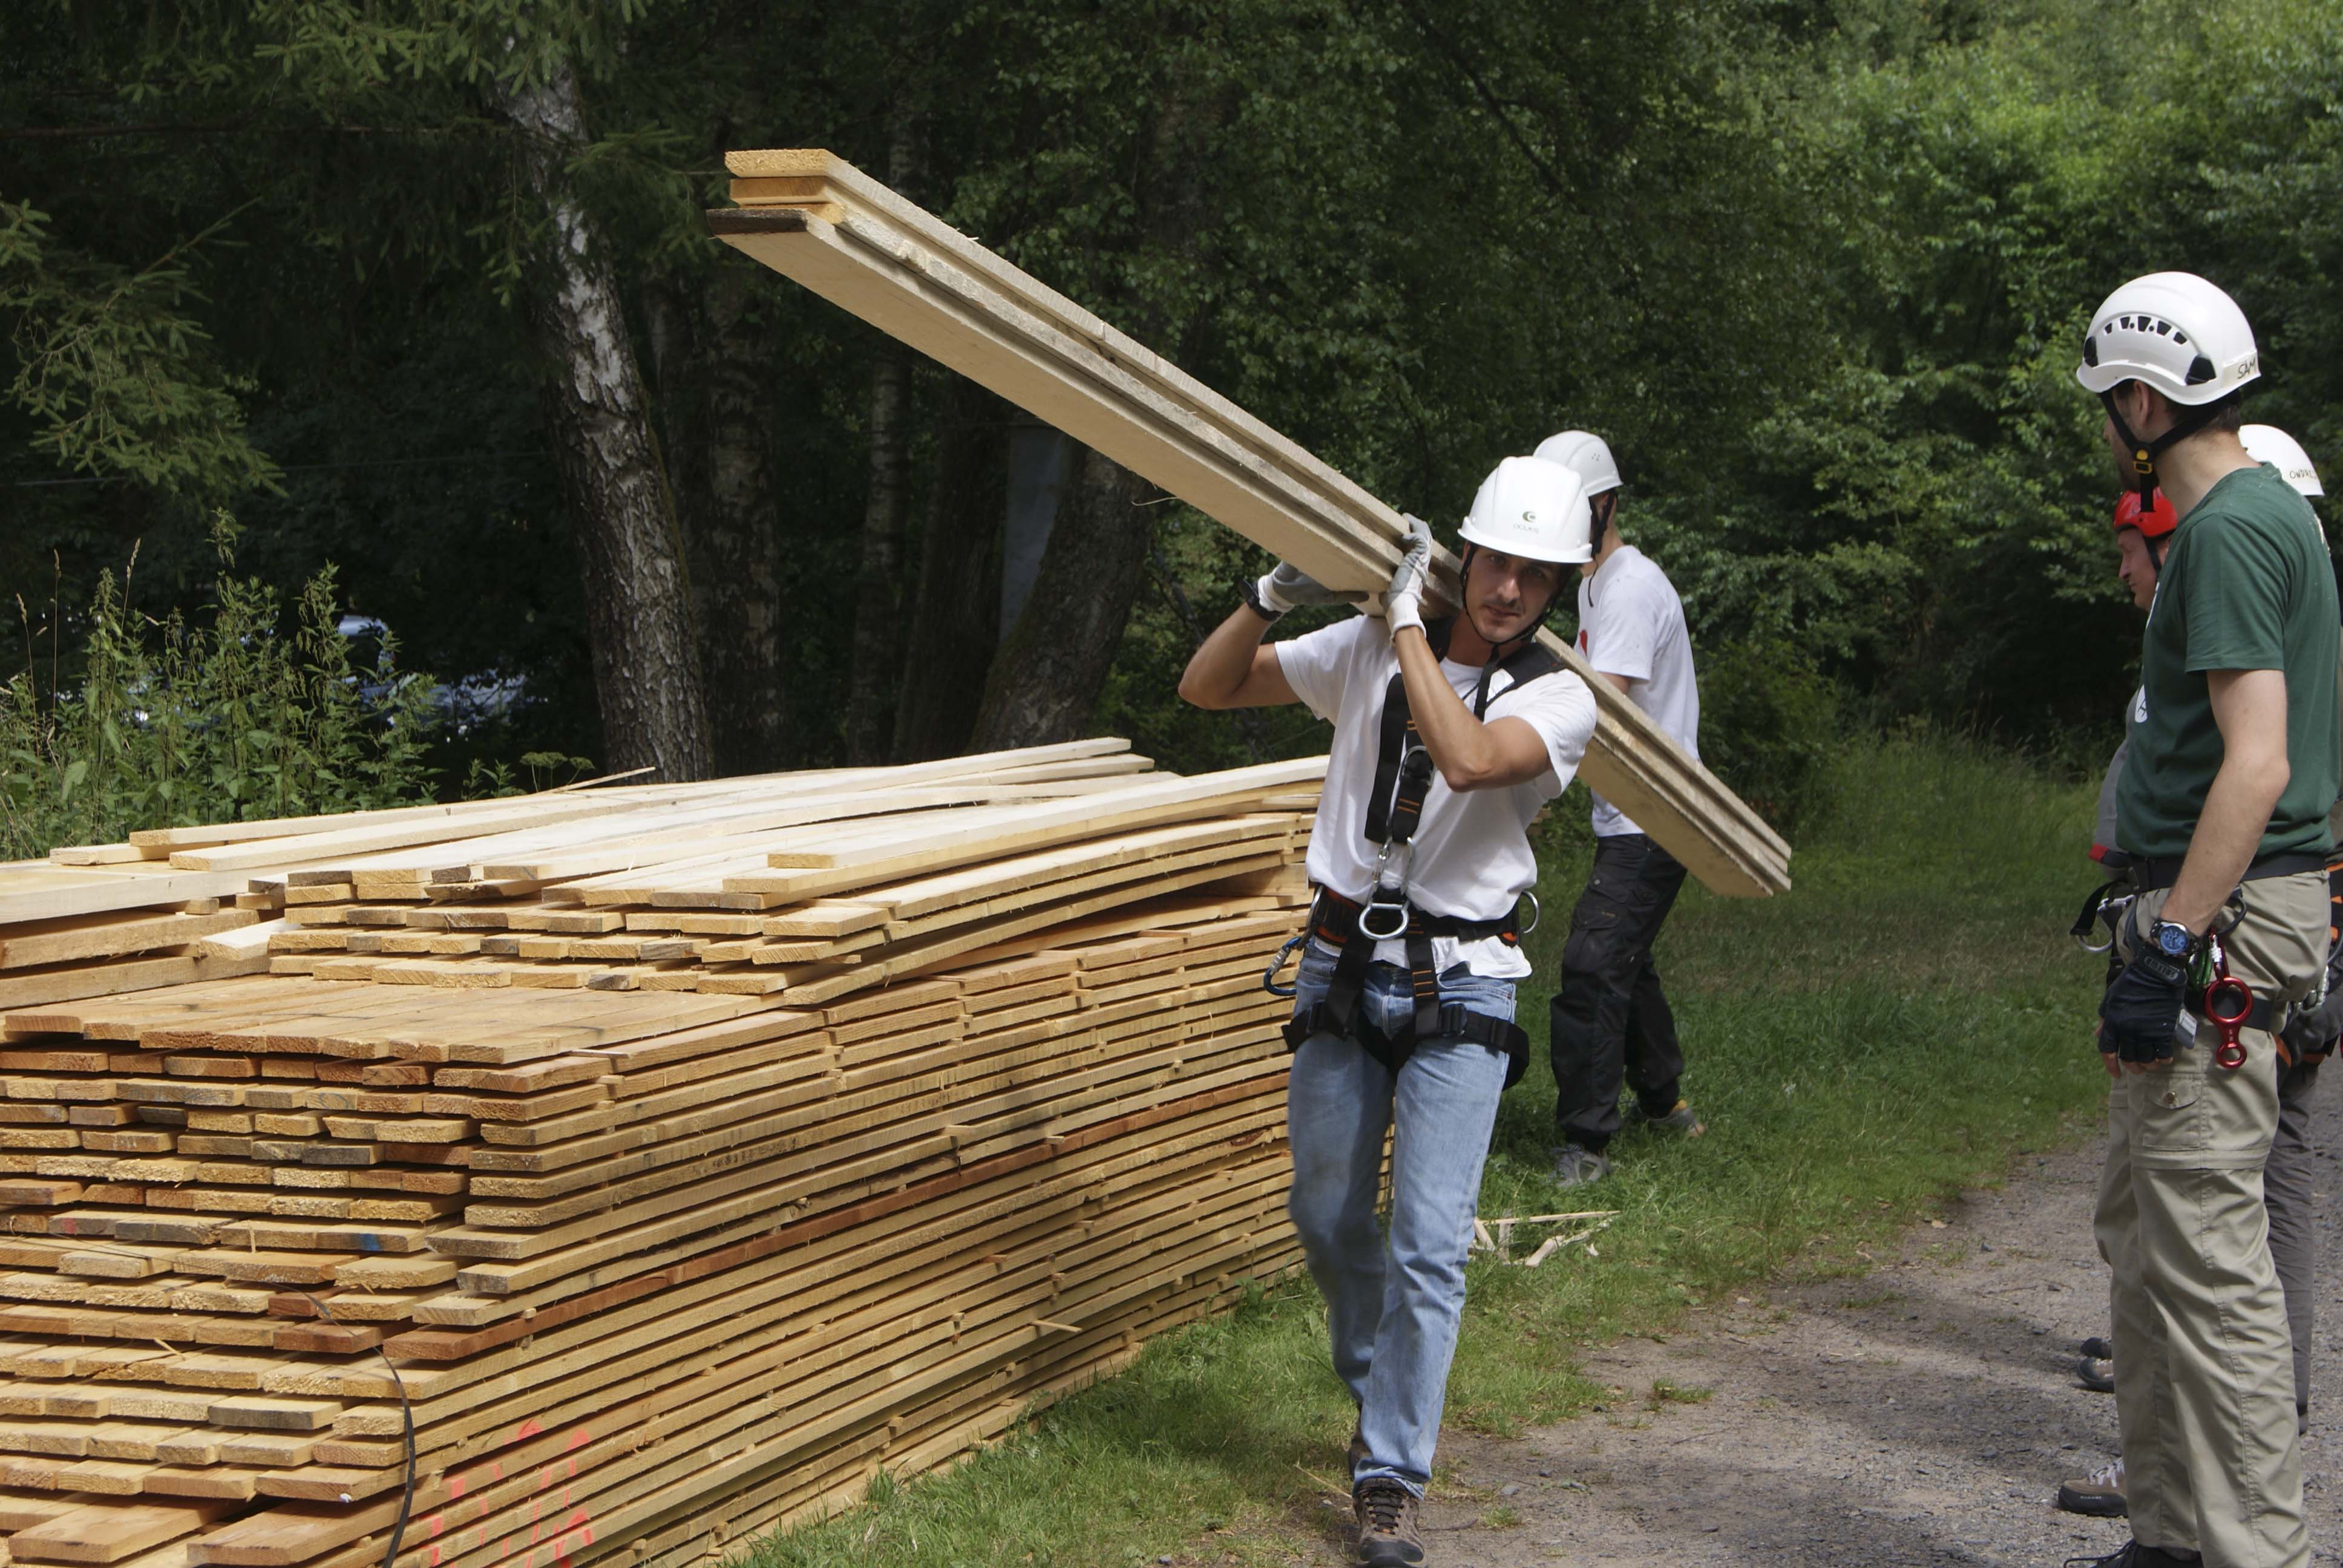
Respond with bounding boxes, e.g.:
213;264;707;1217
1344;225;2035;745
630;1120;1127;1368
2099;942;2191;1065
1383;515;1434;642
1250;561;1362;618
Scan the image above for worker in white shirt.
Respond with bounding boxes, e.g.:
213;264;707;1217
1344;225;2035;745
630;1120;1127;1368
1535;431;1706;1187
1179;456;1601;1567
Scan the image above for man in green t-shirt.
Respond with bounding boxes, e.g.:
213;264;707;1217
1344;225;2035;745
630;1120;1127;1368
2072;272;2339;1568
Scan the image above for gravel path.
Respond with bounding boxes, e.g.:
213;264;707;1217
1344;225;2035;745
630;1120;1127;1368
1295;1088;2343;1566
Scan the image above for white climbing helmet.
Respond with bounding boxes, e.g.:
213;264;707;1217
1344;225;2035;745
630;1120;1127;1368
2076;272;2260;407
1458;456;1593;566
2241;424;2324;498
1531;430;1622;497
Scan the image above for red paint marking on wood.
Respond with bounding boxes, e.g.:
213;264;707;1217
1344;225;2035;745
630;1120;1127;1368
449;1475;468;1500
427;1547;441;1567
427;1514;445;1538
515;1418;545;1442
566;1428;590;1451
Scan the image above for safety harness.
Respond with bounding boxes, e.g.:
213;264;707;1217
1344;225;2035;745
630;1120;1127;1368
1276;617;1561;1087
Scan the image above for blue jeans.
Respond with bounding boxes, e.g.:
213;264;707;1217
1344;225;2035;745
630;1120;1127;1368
1286;939;1513;1495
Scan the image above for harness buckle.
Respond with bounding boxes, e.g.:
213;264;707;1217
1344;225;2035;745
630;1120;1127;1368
1358;840;1414;941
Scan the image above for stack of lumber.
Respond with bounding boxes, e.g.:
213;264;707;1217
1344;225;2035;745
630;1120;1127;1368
703;149;1791;899
0;745;1323;1568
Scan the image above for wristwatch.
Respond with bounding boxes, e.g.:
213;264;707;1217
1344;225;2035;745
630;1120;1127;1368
2148;920;2198;960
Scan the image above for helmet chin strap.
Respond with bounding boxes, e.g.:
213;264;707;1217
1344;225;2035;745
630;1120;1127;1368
2103;386;2220;512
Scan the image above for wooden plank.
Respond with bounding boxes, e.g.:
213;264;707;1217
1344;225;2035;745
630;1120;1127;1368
10;1496;231;1563
706;155;1788;896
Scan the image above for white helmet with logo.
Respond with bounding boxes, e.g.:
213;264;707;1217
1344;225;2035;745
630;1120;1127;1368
1458;456;1593;566
2076;271;2260;406
2241;424;2324;498
1531;430;1622;497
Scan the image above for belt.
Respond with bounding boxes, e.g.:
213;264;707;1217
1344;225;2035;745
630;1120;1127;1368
2128;850;2327;894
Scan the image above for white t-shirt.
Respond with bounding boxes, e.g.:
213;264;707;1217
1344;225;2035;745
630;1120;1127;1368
1575;544;1699;837
1276;616;1599;978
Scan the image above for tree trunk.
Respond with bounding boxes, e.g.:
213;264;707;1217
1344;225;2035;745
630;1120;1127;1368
492;56;713;781
840;106;926;765
893;379;1009;761
841;346;912;763
968;445;1154;750
687;267;791;774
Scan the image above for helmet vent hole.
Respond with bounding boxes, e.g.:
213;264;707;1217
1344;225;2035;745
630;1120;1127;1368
2186;354;2217;385
2082;338;2099;367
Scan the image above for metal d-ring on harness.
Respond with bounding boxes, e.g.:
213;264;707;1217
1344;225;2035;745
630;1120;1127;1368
1264;617;1561;1087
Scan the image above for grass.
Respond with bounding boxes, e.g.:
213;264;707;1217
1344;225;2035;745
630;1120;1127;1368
741;734;2110;1568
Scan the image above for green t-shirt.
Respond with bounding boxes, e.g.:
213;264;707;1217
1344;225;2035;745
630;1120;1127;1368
2115;462;2341;859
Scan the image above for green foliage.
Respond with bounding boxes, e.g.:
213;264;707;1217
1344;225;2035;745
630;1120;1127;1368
1694;636;1843;831
0;200;277;500
0;520;441;858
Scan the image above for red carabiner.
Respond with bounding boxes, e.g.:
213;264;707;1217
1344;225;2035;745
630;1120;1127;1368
2204;973;2253;1071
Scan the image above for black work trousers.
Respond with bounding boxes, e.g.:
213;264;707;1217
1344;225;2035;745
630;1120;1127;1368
1550;833;1688;1152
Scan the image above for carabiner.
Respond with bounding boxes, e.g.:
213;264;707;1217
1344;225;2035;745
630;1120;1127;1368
1516;889;1541;936
1262;930;1308;999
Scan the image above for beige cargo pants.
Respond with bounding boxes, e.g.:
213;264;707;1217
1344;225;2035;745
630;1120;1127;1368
2097;871;2326;1567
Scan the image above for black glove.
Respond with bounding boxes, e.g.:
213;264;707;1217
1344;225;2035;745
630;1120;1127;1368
2099;946;2191;1064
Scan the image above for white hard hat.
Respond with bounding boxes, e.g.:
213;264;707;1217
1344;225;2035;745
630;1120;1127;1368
2241;423;2324;498
2076;272;2259;407
1531;430;1621;497
1458;456;1593;565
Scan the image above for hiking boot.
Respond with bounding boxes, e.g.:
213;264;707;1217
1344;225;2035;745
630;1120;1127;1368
2057;1457;2127;1518
1552;1144;1611;1188
2078;1353;2115;1393
1352;1478;1426;1567
2080;1335;2115;1360
2063;1544;2195;1568
1633;1097;1705;1137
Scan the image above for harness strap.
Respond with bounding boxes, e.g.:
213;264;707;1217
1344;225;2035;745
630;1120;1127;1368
1282;998;1530;1089
1362;618;1564;844
2127;850;2326;895
1302;887;1522;1072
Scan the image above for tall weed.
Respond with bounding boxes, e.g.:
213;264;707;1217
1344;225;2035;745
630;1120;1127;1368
1;520;441;858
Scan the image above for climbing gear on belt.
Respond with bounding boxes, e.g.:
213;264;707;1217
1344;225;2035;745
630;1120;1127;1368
2072;881;2137;955
1281;889;1530;1086
2201;935;2253;1070
1261;929;1308;999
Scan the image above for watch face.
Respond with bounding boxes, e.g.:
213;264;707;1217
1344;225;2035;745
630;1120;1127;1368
2155;924;2192;956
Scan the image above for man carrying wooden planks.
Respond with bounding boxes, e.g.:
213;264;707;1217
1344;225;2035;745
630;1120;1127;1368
2070;272;2338;1568
1181;456;1599;1567
1532;430;1707;1189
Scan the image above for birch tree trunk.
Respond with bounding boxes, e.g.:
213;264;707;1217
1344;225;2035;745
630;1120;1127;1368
491;55;714;782
650;269;791;774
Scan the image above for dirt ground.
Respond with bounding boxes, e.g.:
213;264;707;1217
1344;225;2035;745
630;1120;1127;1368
1293;1089;2343;1566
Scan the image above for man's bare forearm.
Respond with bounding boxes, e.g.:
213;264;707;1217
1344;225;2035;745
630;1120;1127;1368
1178;604;1277;710
2163;757;2289;931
